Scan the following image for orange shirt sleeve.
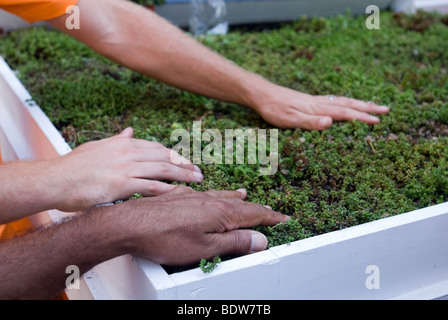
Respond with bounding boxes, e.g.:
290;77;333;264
0;0;79;23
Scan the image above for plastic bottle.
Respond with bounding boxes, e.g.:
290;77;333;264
189;0;229;36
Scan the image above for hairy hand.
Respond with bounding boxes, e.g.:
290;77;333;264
123;186;290;265
52;128;201;212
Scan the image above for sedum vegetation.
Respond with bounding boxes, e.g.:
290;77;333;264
1;10;447;247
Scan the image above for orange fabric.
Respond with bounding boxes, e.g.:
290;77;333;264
0;217;34;241
0;0;79;23
0;152;3;239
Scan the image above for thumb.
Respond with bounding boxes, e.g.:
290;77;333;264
316;116;333;130
117;127;134;138
205;188;247;200
214;230;268;257
296;114;332;131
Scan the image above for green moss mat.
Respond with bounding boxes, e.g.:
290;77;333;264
1;10;447;246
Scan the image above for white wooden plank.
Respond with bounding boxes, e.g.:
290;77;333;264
0;56;72;159
273;206;448;299
170;250;281;299
79;255;158;300
393;279;448;300
136;258;178;299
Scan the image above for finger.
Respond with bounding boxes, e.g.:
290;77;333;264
130;162;203;183
219;201;290;231
157;188;248;205
312;96;389;120
207;230;269;259
130;142;196;170
130;139;169;153
205;188;247;200
134;148;196;170
116;127;134;138
166;184;197;195
333;97;390;114
320;96;389;116
144;185;198;202
311;99;381;124
169;149;195;167
290;111;333;131
129;179;178;196
329;106;381;124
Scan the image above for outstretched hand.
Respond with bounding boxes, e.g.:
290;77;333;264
252;84;390;130
51;127;201;212
0;185;288;299
122;185;290;265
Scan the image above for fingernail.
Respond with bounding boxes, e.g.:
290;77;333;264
236;188;247;198
264;205;272;209
318;117;332;130
193;171;203;182
369;115;380;122
379;106;390;112
120;127;133;136
250;233;268;253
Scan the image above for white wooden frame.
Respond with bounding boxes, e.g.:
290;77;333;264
1;53;448;300
0;56;72;226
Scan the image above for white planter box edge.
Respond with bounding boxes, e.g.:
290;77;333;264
133;201;448;300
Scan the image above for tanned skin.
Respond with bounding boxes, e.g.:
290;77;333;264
48;0;389;131
0;186;289;299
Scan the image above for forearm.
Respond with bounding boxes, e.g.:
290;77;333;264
49;0;389;131
0;160;64;224
0;205;130;299
0;186;289;299
105;6;267;107
49;0;270;109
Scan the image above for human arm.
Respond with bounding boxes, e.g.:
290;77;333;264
0;128;201;224
47;0;389;130
0;186;289;299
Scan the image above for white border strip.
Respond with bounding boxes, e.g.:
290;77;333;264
0;56;72;158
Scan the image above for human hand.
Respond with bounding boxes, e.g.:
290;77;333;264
251;83;390;130
51;127;202;212
121;185;289;266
